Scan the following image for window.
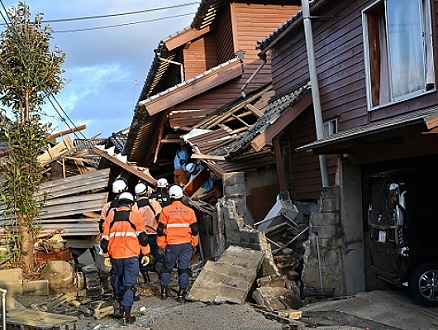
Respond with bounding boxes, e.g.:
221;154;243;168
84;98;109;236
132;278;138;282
323;118;338;138
362;0;435;109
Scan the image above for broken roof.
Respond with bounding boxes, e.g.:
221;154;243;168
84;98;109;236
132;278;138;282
185;81;312;175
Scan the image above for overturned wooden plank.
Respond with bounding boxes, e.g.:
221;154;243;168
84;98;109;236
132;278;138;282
38;136;75;165
36;168;110;199
277;309;303;320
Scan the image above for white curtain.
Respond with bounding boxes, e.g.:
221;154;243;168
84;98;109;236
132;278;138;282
386;0;424;98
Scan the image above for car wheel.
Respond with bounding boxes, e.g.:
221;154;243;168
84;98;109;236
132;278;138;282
409;262;438;307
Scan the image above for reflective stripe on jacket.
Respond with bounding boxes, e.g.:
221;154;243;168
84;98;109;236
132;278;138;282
156;200;198;247
102;205;149;259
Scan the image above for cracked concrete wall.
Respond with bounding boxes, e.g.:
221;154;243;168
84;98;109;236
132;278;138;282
214;172;280;277
302;186;345;294
301;159;365;297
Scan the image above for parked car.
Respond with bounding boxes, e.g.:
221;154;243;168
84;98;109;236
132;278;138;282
368;167;438;307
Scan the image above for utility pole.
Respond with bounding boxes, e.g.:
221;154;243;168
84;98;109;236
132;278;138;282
301;0;329;187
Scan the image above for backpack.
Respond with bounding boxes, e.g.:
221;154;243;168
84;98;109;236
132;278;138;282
106;199;119;217
137;198;156;216
109;209;136;230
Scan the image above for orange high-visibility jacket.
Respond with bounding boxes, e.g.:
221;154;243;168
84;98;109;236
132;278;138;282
156;200;198;247
134;197;162;235
102;205;149;259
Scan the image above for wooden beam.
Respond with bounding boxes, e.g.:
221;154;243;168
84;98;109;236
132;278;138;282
191;154;226;161
92;147;157;185
204;85;273;129
144;60;243;116
38;136;75;165
164;25;213;51
273;137;287;192
160;139;183;144
246;104;264;117
251;91;312;151
47;124;87;140
425;114;438;130
154;123;165;164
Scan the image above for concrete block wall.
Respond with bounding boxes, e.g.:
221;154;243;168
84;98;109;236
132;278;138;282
0;268;50;312
301;186;345;294
301;159;366;297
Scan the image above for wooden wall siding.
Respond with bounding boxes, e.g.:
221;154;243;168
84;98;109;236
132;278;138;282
271;0;438;135
282;108;336;200
272;1;369;133
183;34;218;80
232;3;301;91
215;6;234;64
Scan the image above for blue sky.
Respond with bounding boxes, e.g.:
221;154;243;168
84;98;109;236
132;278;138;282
0;1;200;139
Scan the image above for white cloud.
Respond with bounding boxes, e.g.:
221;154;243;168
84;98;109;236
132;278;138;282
0;0;199;138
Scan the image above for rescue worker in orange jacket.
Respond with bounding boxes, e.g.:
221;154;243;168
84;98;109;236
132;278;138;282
156;185;199;302
99;178;128;234
134;181;162;283
100;192;149;325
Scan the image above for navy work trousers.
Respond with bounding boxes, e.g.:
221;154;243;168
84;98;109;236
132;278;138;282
139;234;162;273
111;256;139;308
160;242;192;289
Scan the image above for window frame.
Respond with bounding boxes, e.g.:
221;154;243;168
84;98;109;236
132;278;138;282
362;0;435;111
323;117;338;138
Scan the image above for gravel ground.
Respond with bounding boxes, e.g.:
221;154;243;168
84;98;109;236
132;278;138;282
76;295;287;330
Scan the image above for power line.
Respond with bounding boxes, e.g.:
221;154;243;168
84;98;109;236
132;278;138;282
43;2;199;23
53;12;194;33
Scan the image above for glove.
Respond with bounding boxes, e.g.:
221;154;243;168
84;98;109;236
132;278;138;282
158;246;165;256
141;255;150;266
104;257;112;267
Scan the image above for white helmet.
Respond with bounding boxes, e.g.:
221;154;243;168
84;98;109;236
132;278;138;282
118;192;134;205
112;178;128;194
186;163;196;173
134;182;148;196
156;178;169;188
169;185;184;199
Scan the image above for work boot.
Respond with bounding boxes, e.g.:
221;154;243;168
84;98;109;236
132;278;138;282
113;297;123;319
122;306;136;326
142;271;150;283
176;287;187;303
160;285;168;300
